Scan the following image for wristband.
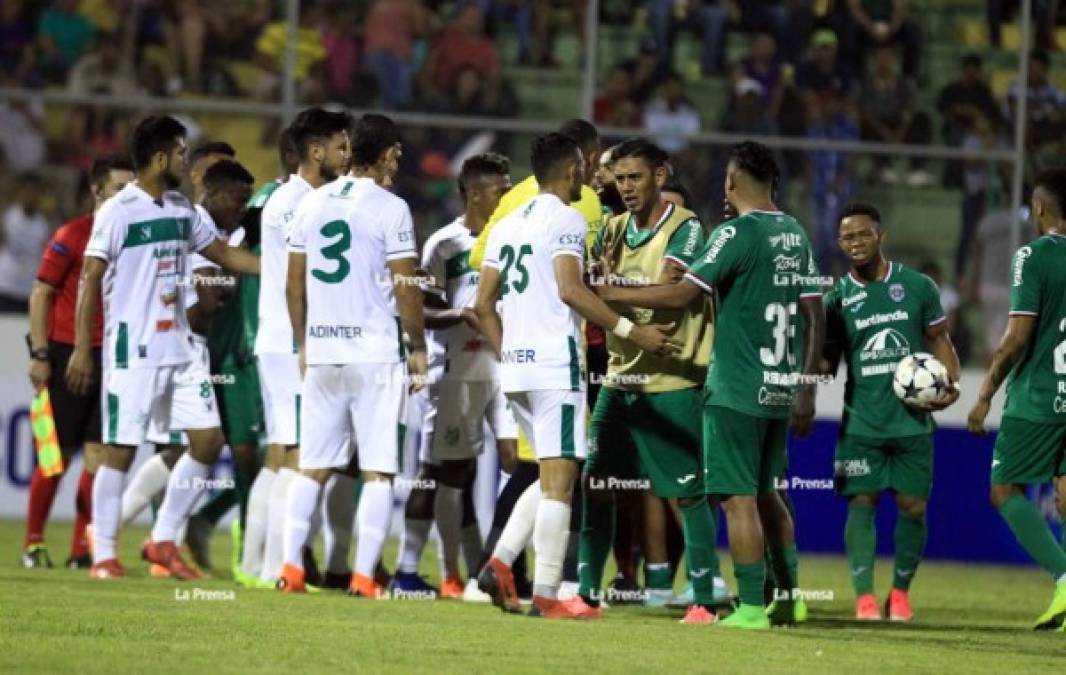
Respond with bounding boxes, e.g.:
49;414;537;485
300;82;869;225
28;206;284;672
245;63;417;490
612;317;634;339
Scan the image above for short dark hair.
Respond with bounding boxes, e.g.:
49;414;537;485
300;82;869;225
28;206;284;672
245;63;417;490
611;138;669;170
1031;49;1050;67
189;141;236;166
129;115;186;169
278;126;298;174
557;119;598;152
203;159;255;192
530;132;580;184
661;175;693;209
838;202;883;230
289;107;354;162
1034;168;1066;214
962;53;982;69
351;113;399;168
89;154;134;188
458;153;510;200
728;141;778;186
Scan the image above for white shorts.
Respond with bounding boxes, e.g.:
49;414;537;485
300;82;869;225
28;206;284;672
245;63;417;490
300;362;407;473
144;337;219;446
429;379;517;462
506;389;587;461
410;384;438;468
257;352;301;446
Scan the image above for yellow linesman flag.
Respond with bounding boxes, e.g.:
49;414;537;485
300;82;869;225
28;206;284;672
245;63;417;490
30;388;63;477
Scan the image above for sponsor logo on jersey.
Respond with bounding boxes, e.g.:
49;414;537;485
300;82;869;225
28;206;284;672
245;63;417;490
768;232;802;250
859;327;911;362
757;386;794;407
680;219;702;256
1012;246;1032;287
773;254;802;272
889;283;905;302
557;233;584;246
308;324;363;338
501;349;536;363
835;458;871;477
702;225;736;263
853;309;909;330
842;290;867;311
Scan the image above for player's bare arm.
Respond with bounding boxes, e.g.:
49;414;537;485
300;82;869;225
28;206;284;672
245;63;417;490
285;251;307;375
201;237;260;276
554;254;679;356
66;257;106;396
924;322;962;411
791;295;826;438
390;256;427;392
27;280;57;389
474;263;504;359
967;315;1036;433
596;274;701;310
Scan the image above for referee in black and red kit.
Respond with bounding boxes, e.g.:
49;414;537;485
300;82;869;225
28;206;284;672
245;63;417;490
22;156;134;569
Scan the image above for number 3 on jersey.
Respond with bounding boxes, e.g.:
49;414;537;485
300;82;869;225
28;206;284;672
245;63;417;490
500;244;532;295
760;302;797;367
312;220;351;284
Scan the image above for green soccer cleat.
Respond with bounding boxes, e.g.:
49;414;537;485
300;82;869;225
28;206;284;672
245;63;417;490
766;598;808;625
1033;581;1066;630
717;604;771;630
21;544;54;569
645;588;674;608
230;519;244;580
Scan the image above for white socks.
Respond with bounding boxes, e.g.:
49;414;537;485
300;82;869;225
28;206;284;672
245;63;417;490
261;467;295;581
354;480;392;578
322;473;357;574
152;455;209;543
92;466;125;563
532;497;571;599
493;481;540;565
282;474;322;568
434;485;464;578
240;467;275;577
120;454;170;527
397;518;432;574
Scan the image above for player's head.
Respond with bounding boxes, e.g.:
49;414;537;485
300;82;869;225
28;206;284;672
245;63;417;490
1031;169;1066;235
89;154;135;210
662;174;694;210
837;202;885;267
531;132;584;203
277;126;300;176
351;113;402;184
610;138;669;215
290;107;352;183
187;141;235;200
458;152;511;223
202;159;255;232
558;118;599;188
130;115;187;188
725;140;778;209
594;145;625;215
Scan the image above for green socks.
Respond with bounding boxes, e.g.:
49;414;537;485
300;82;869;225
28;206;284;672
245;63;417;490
680;497;720;606
767;544;799;595
645;562;672;590
845;503;876;595
999;493;1066;579
892;512;926;591
734;561;766;607
577;495;615;603
234;466;253;527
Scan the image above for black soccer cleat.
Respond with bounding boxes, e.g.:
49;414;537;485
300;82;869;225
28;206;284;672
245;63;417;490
65;553;93;569
21;545;54;569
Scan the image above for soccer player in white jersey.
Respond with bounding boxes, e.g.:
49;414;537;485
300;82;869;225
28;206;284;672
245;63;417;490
277;113;426;597
474;133;678;618
254;108;351;584
65;116;260;580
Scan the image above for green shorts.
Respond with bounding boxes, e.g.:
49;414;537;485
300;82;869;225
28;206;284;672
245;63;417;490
215;358;264;448
585;386;704;498
834;434;933;499
703;405;788;496
991;416;1066;485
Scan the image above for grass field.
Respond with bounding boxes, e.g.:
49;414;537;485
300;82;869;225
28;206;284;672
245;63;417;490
2;519;1064;674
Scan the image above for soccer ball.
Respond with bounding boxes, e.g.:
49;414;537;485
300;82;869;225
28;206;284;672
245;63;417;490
892;352;949;409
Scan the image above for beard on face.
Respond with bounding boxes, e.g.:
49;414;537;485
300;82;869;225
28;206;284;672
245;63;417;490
598;182;625;216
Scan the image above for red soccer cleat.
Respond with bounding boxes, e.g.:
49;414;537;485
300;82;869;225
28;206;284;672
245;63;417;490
348;572;387;599
529;595;593;619
560;595;603;620
89;559;126;579
680;604;718;624
855;593;882;621
276;563;307;593
477;557;522;614
439;575;464;600
143;540;203;581
886;588;914;622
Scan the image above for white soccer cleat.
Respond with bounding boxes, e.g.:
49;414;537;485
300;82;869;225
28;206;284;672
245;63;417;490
462;578;492;603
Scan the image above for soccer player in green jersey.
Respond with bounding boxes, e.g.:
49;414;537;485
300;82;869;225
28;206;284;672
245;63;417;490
597;141;825;629
823;203;961;622
968;169;1066;631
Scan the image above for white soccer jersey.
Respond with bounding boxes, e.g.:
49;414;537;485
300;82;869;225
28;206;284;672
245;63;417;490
484;194;586;393
255;173;312;356
85;182;218;369
422;217;497;381
287;176;417;365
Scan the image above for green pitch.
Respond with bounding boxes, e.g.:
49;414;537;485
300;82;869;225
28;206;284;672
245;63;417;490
2;519;1063;673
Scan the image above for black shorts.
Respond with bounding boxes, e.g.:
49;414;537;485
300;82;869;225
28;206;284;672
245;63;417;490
48;342;102;448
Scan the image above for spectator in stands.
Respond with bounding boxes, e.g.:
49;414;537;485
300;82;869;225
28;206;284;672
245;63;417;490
956;112;1008;280
844;0;921;80
795;28;853;111
65;101;130;175
721;77;777;136
0;173;51;313
364;0;434;109
593;66;641;127
79;0;121;34
858;44;934;186
67;34;140;97
255;4;326;103
0;97;46;173
937;53;1001;187
988;0;1061;51
642;70;701;154
807;79;858;276
37;0;97;82
1006;50;1066;165
423;4;501;100
733;30;788;118
621;37;672;105
1;0;39;87
321;1;362;104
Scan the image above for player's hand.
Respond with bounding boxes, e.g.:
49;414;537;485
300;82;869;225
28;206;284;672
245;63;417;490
967;398;990;435
497;443;518;474
925;381;960;412
407;348;428;393
629;323;681;357
65;347;93;396
29;358;50;390
790;387;816;438
460;307;481;334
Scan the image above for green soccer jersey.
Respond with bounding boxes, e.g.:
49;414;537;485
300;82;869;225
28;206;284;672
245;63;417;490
1002;233;1066;424
824;262;946;438
685;210;822;419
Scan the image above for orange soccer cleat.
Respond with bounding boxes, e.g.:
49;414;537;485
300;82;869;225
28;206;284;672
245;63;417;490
143;541;203;581
680;604;718;624
886;588;914;622
855;593;882;621
439;575;465;599
276;563;307;593
348;572;387;599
